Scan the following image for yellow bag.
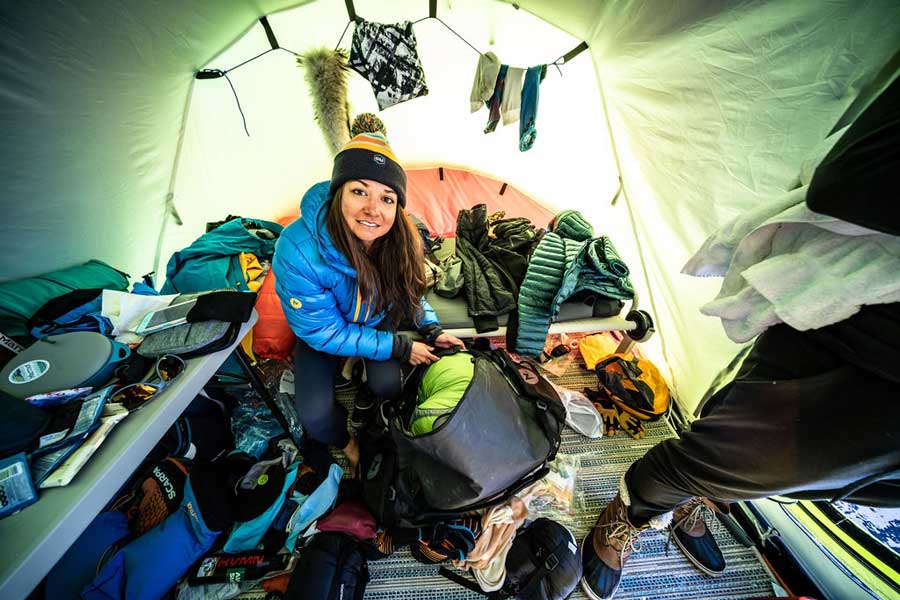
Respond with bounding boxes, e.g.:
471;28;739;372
578;333;621;370
594;353;670;421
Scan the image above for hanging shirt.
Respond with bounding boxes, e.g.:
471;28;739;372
349;19;429;111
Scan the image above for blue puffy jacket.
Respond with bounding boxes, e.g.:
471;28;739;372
272;182;439;361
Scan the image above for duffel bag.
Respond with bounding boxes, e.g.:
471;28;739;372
361;348;565;527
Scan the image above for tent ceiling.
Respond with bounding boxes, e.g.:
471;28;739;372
2;0;898;413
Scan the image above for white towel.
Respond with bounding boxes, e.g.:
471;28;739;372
469;52;500;113
683;185;900;342
500;66;526;125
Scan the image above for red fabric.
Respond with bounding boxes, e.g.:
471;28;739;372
404;167;555;238
252;215;297;360
317;499;377;541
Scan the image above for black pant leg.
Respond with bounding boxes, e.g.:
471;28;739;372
626;364;900;522
293;340;349;448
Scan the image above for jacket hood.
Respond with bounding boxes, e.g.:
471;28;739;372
299;181;355;277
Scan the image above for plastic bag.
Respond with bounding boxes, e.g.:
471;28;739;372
525;453;581;517
550;381;603;438
231;402;285;458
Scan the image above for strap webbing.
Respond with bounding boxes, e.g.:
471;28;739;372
259;17;279;50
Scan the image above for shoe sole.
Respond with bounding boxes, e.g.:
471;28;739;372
580;532;620;600
671;528;726;577
581;576;619;600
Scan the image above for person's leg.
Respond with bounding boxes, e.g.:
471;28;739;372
364;357;403;400
581;324;900;599
626;326;900;522
292;340;349;449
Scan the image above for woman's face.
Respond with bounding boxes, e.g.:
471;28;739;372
340;179;398;248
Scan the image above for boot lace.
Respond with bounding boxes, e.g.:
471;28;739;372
666;497;717;554
601;518;644;566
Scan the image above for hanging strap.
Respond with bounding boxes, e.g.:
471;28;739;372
259;16;279;50
344;0;357;22
438;567;498;597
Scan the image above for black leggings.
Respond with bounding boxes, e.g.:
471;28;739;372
293;340;402;448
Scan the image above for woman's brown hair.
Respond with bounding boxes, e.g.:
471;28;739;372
326;188;426;327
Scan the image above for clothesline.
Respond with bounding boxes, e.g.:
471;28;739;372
194;12;588;137
335;15;588;73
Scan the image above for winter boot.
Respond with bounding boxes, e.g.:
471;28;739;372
669;497;726;575
580;475;671;599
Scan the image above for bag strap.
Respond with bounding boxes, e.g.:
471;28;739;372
411;465;549;523
513;534;569;598
438;567;503;598
487;350;564;459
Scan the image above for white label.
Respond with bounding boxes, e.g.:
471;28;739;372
39;429;69;448
9;359;50;384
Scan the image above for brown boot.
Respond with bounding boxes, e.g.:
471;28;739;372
580;493;648;600
669;497;726;575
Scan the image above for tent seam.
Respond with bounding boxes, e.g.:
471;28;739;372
153;77;196;284
590;55;682;409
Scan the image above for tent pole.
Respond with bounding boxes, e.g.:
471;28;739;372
153;78;195;285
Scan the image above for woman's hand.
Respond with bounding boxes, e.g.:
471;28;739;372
409;341;439;365
433;332;465;349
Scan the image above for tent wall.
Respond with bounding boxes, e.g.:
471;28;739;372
0;0;305;284
518;0;900;410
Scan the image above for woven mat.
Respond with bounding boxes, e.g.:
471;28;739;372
326;337;776;600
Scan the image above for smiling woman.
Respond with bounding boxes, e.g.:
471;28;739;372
339;179;398;247
272;114;464;471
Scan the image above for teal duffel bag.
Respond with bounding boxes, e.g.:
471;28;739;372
0;259;129;338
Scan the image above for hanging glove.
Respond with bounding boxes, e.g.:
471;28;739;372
616;407;646;440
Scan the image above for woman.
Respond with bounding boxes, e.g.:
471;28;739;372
273;115;463;470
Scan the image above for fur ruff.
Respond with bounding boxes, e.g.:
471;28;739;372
297;48;351;156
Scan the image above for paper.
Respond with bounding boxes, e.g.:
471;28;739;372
39;405;129;488
101;290;178;344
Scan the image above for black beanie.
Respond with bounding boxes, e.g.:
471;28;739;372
329;113;407;207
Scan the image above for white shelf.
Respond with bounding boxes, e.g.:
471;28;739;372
0;314;257;600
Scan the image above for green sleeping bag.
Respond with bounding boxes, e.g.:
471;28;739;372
409;352;475;436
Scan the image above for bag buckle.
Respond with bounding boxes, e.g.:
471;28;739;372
544;552;559;571
536;400;547;411
387;486;397;501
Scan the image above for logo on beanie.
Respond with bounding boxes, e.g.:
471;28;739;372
290;297;302;309
373;154;386;165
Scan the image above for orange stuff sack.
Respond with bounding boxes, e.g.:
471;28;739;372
594;353;670;421
252;216;297;360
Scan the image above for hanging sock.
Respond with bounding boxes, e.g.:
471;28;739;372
500;67;526;125
349;19;428;111
519;65;544;152
469;52;500;112
484;64;508;133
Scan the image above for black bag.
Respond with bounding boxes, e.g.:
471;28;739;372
285;533;369;600
26;288;106;338
440;518;582;599
360;348;565;527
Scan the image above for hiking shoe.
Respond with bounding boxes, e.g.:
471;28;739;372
335;358;363;390
348;390;377;430
669;497;726;576
580;493;648;599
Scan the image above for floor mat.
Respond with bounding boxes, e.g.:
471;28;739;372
332;345;776;600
